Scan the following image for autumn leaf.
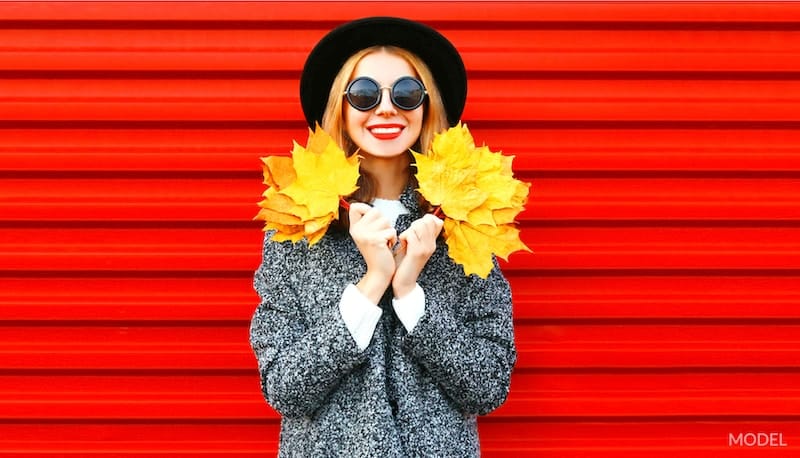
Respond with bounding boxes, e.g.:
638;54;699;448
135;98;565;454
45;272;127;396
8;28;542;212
281;128;360;218
414;139;486;221
255;124;359;246
443;219;530;278
261;156;295;190
413;123;531;277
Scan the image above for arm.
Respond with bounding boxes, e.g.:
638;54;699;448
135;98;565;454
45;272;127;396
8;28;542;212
402;257;517;415
249;235;369;418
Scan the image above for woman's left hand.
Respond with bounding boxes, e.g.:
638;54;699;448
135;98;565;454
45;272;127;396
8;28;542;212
392;213;444;298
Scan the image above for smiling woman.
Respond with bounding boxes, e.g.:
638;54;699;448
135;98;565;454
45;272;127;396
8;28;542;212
249;16;516;457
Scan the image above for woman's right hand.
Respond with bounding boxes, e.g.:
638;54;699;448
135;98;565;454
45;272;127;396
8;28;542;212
348;202;397;304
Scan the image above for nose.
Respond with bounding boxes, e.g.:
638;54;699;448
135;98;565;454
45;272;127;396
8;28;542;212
374;87;397;115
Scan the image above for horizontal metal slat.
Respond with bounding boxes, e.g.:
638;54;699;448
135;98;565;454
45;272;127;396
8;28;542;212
1;324;797;370
499;372;800;417
3;128;800;173
521;226;800;271
3;177;800;222
1;1;800;22
529;177;800;221
0;325;252;371
0;177;263;222
2;227;800;272
0;228;263;272
2;372;799;419
0;423;278;457
479;421;799;458
3;79;800;122
2;29;799;73
1;421;797;457
3;275;799;322
0;277;256;321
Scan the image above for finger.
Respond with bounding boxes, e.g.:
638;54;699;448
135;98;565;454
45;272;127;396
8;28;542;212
421;214;444;238
348;202;372;225
359;208;394;229
377;228;399;250
350;206;392;233
408;220;433;242
398;228;412;243
371;226;395;241
422;213;444;228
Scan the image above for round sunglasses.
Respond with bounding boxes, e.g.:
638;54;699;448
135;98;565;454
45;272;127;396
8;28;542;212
344;76;427;112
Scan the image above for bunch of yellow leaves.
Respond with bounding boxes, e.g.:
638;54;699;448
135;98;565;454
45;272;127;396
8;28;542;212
255;125;359;246
412;123;531;278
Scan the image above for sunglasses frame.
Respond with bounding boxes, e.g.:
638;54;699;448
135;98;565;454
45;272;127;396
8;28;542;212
344;76;427;112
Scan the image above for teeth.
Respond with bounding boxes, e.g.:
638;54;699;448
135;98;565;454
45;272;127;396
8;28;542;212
370;127;401;134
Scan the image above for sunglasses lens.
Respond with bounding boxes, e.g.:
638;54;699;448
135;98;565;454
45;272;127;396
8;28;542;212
346;78;380;111
392;78;425;110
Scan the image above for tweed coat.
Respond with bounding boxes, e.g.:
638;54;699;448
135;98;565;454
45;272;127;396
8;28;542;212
250;187;517;457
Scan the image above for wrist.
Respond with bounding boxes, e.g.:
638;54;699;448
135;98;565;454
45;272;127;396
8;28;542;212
392;279;417;299
357;271;391;304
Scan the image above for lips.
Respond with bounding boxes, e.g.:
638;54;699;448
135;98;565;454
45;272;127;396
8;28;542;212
368;124;404;140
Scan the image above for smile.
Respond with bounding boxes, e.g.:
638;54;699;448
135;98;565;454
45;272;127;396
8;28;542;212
368;125;404;140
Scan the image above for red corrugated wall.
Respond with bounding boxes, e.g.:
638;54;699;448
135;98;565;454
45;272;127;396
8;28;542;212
2;1;799;456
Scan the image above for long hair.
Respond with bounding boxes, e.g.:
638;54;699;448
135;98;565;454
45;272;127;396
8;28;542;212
321;46;450;228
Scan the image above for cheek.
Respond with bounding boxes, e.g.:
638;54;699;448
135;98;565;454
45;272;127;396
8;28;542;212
409;109;424;135
344;106;366;137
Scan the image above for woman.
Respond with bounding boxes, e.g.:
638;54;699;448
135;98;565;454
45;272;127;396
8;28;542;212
250;17;516;457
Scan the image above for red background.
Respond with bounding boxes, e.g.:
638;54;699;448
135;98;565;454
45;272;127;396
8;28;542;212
1;1;799;456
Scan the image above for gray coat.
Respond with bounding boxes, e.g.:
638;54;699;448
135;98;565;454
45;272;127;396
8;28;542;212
250;187;516;457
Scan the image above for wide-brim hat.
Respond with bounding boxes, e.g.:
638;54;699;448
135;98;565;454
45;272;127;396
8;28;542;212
300;16;467;128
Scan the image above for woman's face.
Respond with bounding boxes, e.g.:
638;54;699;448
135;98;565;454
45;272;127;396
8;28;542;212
344;51;424;159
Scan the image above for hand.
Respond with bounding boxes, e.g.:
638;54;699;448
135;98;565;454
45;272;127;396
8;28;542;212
392;214;444;298
349;202;397;303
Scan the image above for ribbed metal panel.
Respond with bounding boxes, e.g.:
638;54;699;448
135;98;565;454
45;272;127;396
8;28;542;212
1;1;799;456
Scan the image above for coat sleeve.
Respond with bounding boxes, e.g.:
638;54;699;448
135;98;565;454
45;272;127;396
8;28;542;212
402;257;517;416
249;235;368;418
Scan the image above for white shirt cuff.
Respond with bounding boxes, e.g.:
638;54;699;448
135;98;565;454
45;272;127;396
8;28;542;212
392;284;426;333
339;283;382;351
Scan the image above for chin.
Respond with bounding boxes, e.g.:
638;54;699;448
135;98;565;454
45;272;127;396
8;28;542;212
361;140;415;158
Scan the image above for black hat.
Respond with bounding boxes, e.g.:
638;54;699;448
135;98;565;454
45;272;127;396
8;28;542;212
299;16;467;128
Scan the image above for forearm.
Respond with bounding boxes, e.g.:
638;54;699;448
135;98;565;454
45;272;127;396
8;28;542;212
402;303;515;415
402;262;516;415
254;305;367;418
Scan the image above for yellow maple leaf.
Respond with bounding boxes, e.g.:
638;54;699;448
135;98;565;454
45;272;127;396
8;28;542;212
413;132;485;221
492;180;531;225
413;123;531;277
443;219;531;278
255;124;359;246
268;223;306;243
257;188;308;219
281;127;360;218
261;156;295;190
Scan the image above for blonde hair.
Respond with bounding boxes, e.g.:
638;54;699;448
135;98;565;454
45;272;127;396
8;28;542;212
320;46;449;219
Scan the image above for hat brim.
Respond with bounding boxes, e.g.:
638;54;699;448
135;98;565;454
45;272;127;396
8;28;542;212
300;16;467;128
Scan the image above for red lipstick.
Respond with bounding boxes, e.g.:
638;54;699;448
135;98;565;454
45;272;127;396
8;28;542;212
368;124;404;140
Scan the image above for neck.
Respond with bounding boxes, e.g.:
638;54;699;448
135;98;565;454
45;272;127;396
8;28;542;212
360;153;410;200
